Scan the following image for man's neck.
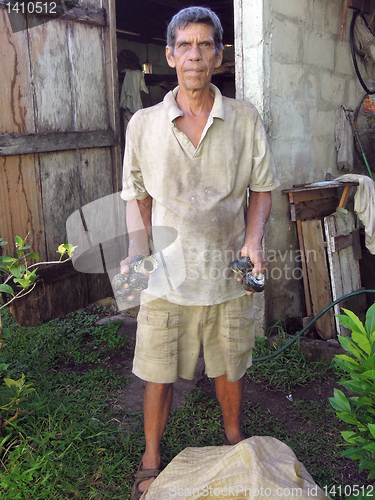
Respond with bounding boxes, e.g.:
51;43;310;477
175;85;215;118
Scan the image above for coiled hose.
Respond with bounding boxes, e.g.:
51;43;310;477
253;289;375;362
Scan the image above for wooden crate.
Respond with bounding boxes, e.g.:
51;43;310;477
282;180;362;339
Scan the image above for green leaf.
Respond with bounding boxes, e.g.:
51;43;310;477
341;430;357;443
329;388;351;412
365;302;375;336
15;235;24;248
337;411;360;425
341;446;361;459
363;356;375;370
13;278;33;288
352;330;371;356
23;252;39;261
0;240;7;246
337;313;359;333
368;423;375;439
1;255;18;266
4;377;20;388
10;265;26;279
57;243;76;258
363;442;375;452
344;379;375;395
335;354;359;365
338;335;364;360
0;284;14;295
342;308;367;336
359;370;375;380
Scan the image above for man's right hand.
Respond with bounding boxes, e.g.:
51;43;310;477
119;256;150;302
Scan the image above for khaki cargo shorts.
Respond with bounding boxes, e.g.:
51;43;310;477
132;293;255;383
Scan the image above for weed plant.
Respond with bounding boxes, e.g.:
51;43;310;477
0;307;370;499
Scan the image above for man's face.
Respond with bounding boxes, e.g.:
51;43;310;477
166;23;223;93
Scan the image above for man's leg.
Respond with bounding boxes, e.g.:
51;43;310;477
215;374;245;445
138;381;173;493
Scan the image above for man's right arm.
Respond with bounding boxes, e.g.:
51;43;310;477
120;195;152;274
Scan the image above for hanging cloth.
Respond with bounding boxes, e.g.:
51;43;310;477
120;70;149;128
334;105;354;172
337;173;375;254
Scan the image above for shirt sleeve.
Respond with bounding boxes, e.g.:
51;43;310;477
121;121;150;201
248;113;280;192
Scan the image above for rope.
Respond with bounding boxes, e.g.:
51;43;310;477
253;289;375;362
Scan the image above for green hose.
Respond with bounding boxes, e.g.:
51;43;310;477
253;289;375;362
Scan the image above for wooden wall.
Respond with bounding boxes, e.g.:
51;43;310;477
0;0;123;326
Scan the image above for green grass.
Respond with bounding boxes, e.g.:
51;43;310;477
0;307;371;499
248;332;341;392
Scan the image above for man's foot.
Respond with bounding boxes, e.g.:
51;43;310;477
223;432;246;445
130;461;162;500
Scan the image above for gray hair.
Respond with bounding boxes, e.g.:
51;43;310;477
166;6;223;54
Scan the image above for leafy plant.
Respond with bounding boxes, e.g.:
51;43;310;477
0;236;76;434
329;303;375;480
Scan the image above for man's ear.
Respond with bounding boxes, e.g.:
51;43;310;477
214;47;223;69
166;46;176;68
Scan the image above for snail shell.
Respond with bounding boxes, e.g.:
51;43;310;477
228;256;253;276
111;273;128;291
128;272;149;291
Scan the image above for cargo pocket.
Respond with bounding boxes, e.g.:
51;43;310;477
223;304;255;364
136;308;179;364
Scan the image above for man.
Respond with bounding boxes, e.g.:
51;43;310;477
120;7;280;499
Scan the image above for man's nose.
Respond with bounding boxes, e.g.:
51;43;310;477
188;44;202;60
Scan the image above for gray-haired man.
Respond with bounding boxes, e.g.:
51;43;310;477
120;6;280;499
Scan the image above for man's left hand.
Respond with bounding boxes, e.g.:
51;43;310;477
238;243;268;295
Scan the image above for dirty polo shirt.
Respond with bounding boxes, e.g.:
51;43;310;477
121;84;280;306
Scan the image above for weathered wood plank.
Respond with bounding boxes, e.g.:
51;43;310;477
281;181;359;194
0;154;45;257
301;219;335;339
0;129;115;155
102;0;122;191
289;188;338;204
27;18;74;133
59;6;106;26
10;271;90;326
324;214;344;335
233;0;244;100
290;198;339;221
0;1;106;27
68;21;109;131
38;150;81;259
296;219;312;316
78;147;113;205
0;9;34;133
324;211;363;336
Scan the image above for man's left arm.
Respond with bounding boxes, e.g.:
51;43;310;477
240;191;272;294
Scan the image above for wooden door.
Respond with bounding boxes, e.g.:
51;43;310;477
0;0;122;325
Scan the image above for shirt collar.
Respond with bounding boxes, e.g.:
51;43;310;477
163;84;225;123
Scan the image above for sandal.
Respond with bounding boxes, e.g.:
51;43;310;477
130;461;162;500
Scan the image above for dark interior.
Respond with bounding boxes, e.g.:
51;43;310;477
116;0;234;47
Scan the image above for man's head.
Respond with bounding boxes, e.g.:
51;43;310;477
166;6;223;55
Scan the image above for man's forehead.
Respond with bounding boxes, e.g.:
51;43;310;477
175;23;215;40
